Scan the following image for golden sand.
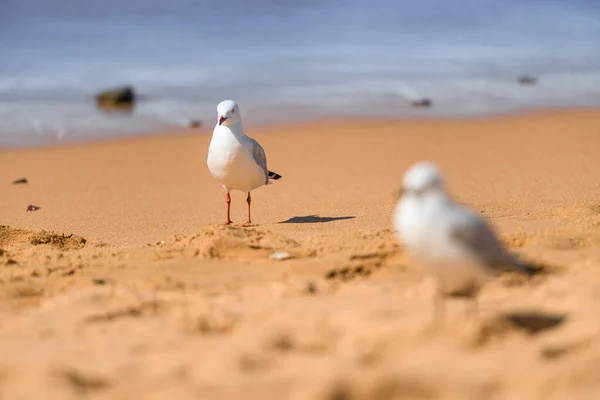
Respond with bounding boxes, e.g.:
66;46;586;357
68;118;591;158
0;108;599;399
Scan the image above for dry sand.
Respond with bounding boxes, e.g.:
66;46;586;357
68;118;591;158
0;108;599;399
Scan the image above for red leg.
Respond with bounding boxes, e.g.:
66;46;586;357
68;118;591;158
225;192;232;225
245;192;252;224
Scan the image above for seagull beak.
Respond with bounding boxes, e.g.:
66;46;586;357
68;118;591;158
219;116;227;125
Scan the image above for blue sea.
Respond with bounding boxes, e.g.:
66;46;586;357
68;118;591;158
1;0;600;147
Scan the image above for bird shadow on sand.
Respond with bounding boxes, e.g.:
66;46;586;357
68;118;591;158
279;215;356;224
503;311;567;334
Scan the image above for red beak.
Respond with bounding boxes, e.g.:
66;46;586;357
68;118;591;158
219;116;227;125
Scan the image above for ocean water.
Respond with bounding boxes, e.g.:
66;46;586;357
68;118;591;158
1;0;600;146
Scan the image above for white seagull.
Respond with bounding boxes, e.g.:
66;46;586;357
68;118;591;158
393;161;532;319
207;100;282;225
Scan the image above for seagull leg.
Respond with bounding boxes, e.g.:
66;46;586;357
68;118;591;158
225;192;232;225
245;192;252;225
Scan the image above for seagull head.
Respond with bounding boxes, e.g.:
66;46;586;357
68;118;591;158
397;161;446;199
216;100;241;127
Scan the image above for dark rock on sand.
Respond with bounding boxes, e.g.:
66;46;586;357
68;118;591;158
189;120;203;128
12;178;28;185
26;205;41;212
95;86;136;112
411;98;432;108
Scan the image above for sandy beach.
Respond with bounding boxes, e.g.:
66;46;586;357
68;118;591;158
1;108;600;399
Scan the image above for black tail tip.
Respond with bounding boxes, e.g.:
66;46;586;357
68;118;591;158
268;171;282;180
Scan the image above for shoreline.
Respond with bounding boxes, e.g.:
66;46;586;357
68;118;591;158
2;105;600;152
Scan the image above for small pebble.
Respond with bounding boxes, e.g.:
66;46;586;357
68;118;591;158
306;280;318;294
12;178;28;185
26;205;40;212
270;251;294;261
411;98;432;108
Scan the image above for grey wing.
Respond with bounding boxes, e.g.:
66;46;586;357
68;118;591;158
249;137;269;184
449;207;525;273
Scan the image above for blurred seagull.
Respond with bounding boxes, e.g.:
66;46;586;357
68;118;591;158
393;161;533;320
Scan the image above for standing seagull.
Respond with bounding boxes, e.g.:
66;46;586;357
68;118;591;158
207;100;282;225
393;161;532;320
